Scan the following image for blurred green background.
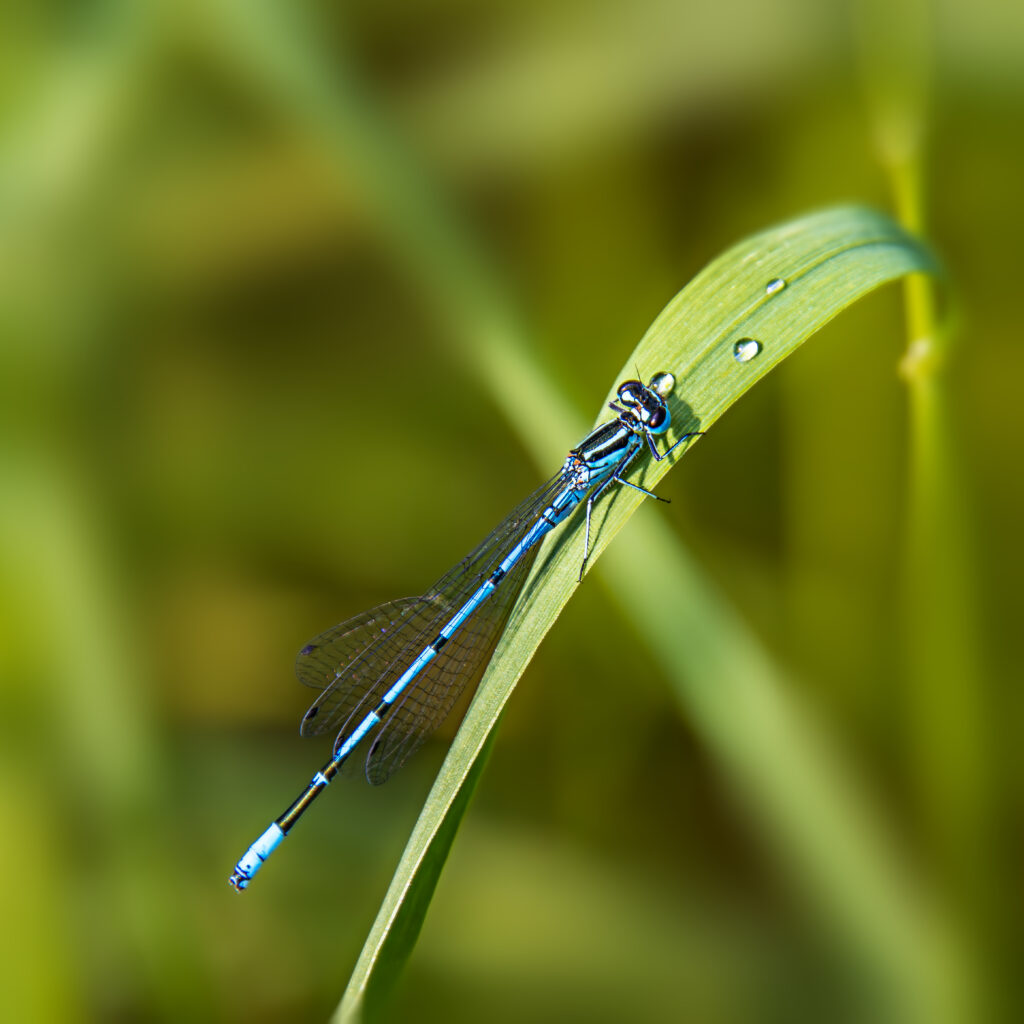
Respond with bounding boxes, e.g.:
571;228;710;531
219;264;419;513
1;0;1021;1021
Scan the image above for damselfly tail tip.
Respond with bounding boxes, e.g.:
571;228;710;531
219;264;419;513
228;822;285;892
228;868;250;892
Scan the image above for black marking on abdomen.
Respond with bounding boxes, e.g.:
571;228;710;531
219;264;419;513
430;634;448;652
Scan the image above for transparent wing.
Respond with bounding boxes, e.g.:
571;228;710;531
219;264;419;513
295;598;423;691
363;543;539;784
296;471;571;782
298;594;449;738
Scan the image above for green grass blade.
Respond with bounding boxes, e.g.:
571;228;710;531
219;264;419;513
861;2;989;1009
336;206;940;1023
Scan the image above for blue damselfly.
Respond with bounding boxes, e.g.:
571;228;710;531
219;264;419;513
230;371;699;890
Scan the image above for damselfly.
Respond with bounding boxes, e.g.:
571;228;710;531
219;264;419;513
230;371;700;890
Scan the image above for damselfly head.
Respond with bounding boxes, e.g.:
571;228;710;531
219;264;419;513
614;376;672;435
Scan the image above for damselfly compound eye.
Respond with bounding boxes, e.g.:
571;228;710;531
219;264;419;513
617;380;644;405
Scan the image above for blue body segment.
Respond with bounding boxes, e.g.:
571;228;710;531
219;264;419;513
336;711;381;757
231;824;285;891
229;371;699;891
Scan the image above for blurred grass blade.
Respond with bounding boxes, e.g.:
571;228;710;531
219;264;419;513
861;0;990;998
337;206;941;1022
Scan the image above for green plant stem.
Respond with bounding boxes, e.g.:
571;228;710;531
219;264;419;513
860;0;992;1014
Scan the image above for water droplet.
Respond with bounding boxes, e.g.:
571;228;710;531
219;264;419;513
733;338;762;363
765;277;787;296
649;371;676;397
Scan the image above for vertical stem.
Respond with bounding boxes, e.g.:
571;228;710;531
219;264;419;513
860;0;991;1018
